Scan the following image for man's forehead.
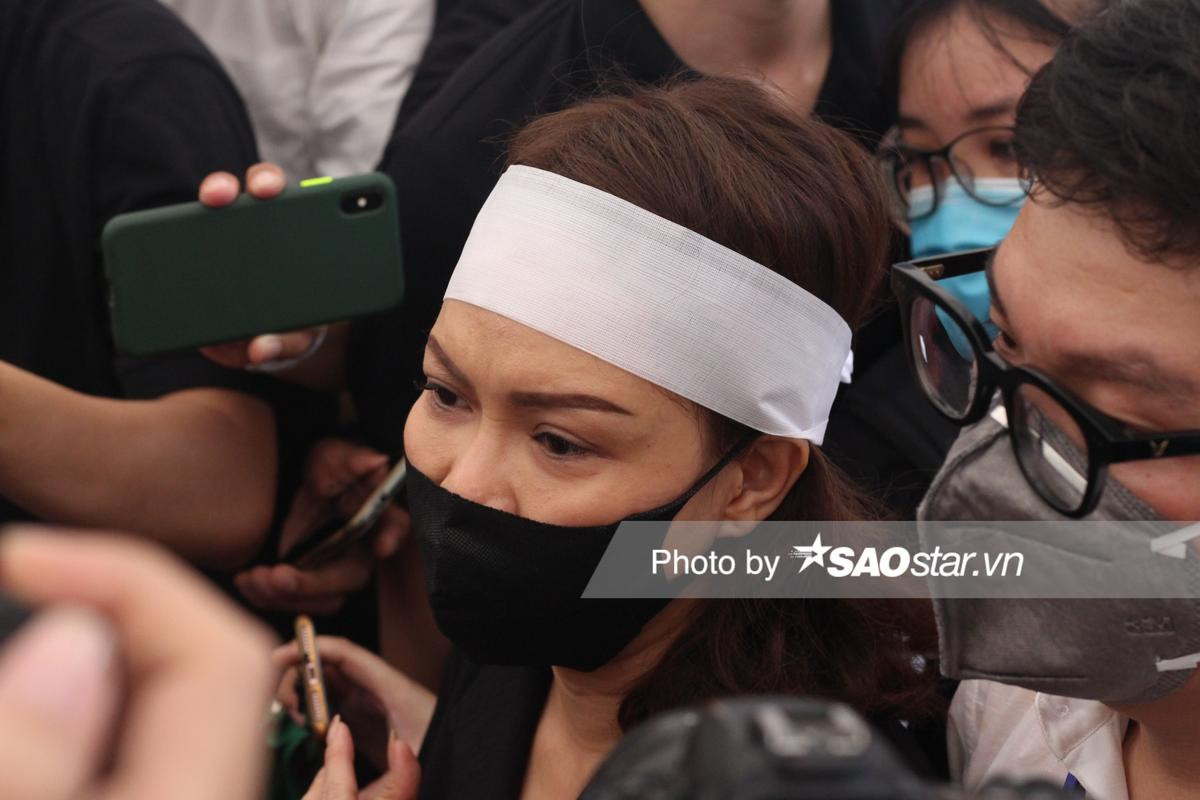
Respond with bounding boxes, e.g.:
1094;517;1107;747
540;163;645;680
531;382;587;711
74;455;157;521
991;207;1200;404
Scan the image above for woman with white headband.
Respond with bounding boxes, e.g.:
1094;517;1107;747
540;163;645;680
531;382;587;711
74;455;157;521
263;79;941;800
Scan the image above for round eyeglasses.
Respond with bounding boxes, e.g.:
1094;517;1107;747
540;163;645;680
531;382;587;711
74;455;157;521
878;126;1031;222
891;248;1200;517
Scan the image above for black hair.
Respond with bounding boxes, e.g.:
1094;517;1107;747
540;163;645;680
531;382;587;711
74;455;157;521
1015;0;1200;261
883;0;1087;119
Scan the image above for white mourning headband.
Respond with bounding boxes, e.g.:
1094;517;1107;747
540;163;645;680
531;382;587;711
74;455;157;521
444;165;854;444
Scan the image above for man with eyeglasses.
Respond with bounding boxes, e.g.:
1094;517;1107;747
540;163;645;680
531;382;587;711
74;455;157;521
894;2;1200;798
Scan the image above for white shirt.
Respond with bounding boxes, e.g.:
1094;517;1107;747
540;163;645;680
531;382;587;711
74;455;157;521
950;680;1130;800
160;0;433;179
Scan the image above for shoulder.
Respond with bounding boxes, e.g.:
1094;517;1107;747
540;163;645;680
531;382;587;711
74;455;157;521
398;0;586;136
948;681;1065;793
43;0;220;73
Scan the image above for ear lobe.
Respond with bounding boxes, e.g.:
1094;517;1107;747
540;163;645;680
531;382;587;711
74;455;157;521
724;437;810;521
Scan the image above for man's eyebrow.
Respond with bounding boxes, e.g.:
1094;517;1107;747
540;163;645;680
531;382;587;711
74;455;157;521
508;391;634;416
1058;350;1197;404
425;335;474;392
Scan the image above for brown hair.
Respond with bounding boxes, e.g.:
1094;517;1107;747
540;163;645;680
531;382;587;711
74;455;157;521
508;77;939;728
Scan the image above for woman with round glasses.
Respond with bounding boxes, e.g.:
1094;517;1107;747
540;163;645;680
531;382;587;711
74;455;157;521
881;0;1099;261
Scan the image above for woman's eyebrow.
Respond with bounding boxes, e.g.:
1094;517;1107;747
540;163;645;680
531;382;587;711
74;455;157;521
508;391;634;415
966;97;1018;123
426;335;474;392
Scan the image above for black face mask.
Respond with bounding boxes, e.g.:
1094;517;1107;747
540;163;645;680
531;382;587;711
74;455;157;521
406;438;752;672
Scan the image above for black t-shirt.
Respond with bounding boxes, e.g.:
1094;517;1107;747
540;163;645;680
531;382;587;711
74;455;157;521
352;0;905;455
0;0;327;525
395;0;545;126
418;649;939;799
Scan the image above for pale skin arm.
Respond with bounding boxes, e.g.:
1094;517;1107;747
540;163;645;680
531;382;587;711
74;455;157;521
0;362;276;569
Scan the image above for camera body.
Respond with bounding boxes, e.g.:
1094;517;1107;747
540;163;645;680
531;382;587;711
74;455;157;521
581;697;1074;800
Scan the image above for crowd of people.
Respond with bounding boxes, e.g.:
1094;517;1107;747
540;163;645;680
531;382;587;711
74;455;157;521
1;0;1198;798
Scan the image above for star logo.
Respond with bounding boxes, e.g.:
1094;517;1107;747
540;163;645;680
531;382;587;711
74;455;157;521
790;533;831;574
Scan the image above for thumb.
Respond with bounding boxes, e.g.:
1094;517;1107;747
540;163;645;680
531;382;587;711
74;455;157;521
361;730;421;800
319;716;359;800
346;448;389;480
0;608;121;800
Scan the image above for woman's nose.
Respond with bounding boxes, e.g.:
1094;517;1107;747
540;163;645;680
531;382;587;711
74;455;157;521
438;438;520;515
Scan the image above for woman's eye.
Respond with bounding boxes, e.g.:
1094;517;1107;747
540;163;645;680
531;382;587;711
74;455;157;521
419;379;463;410
989;138;1017;162
534;431;589;458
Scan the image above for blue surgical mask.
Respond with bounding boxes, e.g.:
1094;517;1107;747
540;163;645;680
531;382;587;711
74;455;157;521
937;272;999;359
908;178;1025;259
908;178;1023;357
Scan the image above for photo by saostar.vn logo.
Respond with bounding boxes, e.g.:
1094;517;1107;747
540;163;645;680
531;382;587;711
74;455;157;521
789;533;1024;578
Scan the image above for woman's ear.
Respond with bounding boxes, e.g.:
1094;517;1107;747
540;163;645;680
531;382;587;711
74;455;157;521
723;437;810;521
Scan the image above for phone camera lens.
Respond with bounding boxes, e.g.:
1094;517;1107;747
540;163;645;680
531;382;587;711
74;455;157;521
341;191;383;215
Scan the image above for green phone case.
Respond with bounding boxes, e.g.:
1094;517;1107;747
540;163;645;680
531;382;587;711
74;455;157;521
103;173;403;356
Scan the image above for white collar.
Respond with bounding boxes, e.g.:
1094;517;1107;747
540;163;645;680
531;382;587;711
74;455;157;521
1035;692;1129;799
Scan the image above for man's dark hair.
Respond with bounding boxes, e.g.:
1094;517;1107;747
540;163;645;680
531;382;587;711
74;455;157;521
1016;0;1200;260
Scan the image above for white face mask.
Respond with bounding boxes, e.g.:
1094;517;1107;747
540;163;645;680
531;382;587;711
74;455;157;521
919;406;1200;705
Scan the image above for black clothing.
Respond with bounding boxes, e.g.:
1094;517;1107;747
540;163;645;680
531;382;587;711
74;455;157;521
353;0;906;455
418;650;940;799
396;0;544;125
0;0;329;525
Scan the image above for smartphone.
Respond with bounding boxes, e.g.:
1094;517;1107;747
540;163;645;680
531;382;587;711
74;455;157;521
294;614;331;738
103;173;403;356
286;459;408;569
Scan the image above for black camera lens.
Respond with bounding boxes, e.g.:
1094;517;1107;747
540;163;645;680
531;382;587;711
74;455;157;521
341;191;383;214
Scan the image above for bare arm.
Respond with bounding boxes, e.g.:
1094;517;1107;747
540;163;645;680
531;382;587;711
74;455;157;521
0;361;276;569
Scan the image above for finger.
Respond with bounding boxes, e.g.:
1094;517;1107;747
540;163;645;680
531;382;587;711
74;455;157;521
0;528;277;800
247;331;318;365
319;717;358;800
278;491;331;559
245;567;347;616
233;570;272;611
274;665;306;726
198;171;240;207
372;507;411;560
313;440;386;497
238;567;288;611
349;450;390;480
199;340;254;370
361;732;421;800
303;637;406;710
272;641;303;670
277;560;372;603
0;608;120;800
245;162;287;198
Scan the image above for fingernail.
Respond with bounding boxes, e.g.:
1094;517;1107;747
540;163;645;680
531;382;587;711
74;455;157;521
255;335;283;361
0;607;117;723
202;173;236;195
250;170;285;194
276;568;299;594
328;714;345;744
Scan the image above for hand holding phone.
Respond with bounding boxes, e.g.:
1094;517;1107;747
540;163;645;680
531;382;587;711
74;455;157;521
285;459;408;569
104;167;403;356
